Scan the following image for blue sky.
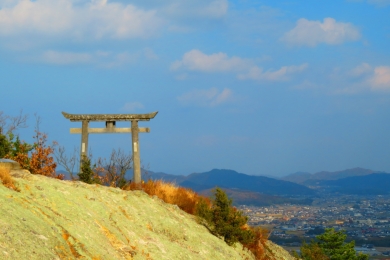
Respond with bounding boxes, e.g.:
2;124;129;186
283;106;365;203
1;0;390;177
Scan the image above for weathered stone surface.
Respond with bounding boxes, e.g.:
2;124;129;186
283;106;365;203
62;111;158;122
0;169;296;260
0;172;254;260
0;158;21;171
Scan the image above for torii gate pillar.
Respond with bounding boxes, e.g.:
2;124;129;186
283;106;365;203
131;120;141;184
62;111;158;185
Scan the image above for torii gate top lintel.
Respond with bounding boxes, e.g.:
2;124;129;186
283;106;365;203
62;111;158;122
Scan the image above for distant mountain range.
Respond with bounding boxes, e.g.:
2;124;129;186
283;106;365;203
198;188;313;207
307;173;390;195
145;169;315;196
281;167;377;184
141;169;316;206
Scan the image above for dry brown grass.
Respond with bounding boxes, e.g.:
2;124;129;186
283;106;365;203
0;165;20;191
124;180;201;214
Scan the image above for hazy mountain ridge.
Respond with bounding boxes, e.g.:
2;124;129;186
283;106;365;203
199;188;313;207
309;173;390;195
281;167;378;184
145;169;315;196
141;169;315;206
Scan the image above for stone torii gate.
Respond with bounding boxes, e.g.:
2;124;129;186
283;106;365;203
62;111;158;184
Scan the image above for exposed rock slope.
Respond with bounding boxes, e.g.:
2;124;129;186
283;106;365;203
0;167;295;260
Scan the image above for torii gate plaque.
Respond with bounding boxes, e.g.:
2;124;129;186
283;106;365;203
62;111;158;184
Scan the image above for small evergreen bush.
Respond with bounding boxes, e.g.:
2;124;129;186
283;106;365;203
78;155;101;184
196;187;253;246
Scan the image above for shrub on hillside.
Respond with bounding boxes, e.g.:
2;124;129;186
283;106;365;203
78;155;101;184
195;187;254;246
1;111;62;179
243;226;272;260
29;131;58;177
7;131;61;179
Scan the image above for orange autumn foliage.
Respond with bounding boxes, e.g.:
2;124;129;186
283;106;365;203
243;226;273;260
7;131;63;180
29;131;58;178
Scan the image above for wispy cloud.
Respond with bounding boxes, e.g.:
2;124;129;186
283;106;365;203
171;49;306;82
367;0;390;7
349;62;372;77
282;18;361;47
122;102;145;112
32;48;158;67
163;0;228;19
171;49;251;72
349;63;390;91
238;64;308;81
177;87;233;107
334;63;390;93
40;50;92;65
347;0;390;5
143;48;159;60
369;66;390;90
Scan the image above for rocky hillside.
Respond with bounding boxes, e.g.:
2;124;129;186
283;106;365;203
0;164;295;260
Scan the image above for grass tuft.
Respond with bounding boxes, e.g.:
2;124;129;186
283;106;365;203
0;165;20;192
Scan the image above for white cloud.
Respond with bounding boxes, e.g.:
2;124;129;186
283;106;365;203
177;87;233;107
369;66;390;90
0;0;161;40
41;50;92;65
334;63;390;93
171;49;252;72
282;18;361;47
122;102;145;112
238;64;308;81
172;49;307;82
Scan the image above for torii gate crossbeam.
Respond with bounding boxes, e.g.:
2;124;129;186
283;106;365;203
62;111;158;184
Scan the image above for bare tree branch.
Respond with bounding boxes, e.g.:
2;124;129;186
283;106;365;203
95;148;132;187
0;110;28;135
54;146;79;180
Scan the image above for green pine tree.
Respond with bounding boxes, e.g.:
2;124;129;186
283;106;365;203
296;228;368;260
196;187;253;246
78;155;100;184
